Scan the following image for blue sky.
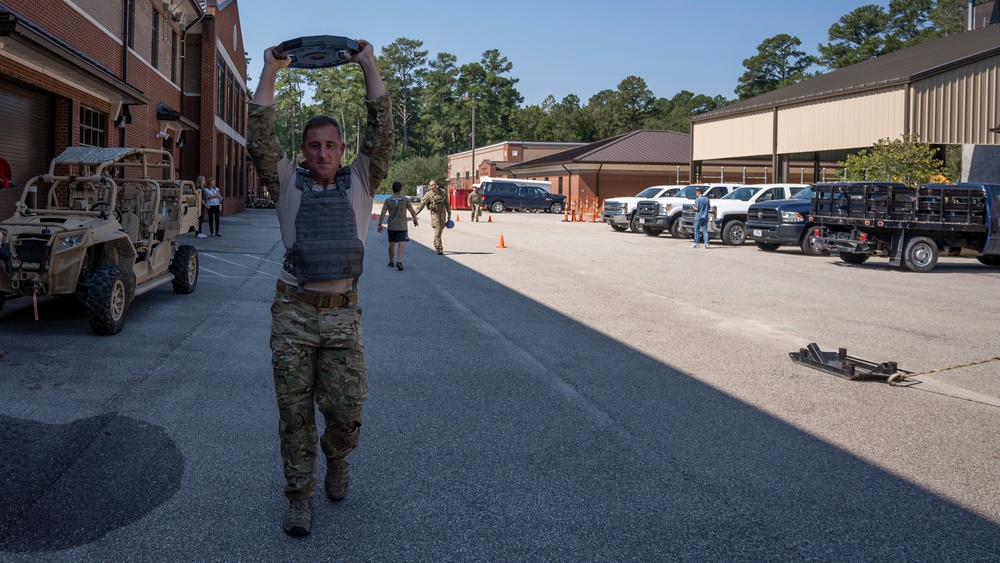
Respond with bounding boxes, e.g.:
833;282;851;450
236;0;890;106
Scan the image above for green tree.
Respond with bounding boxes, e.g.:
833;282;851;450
457;50;524;146
735;34;813;100
511;104;545;140
415;52;462;156
840;135;944;186
534;94;594;142
273;68;309;160
383;155;448;194
587;89;623;140
308;65;366;163
646;91;729;133
616;76;655;132
817;4;890;69
379;38;429;155
885;0;940;50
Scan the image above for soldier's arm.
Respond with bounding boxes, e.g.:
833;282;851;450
350;41;393;196
413;193;428;215
247;47;292;202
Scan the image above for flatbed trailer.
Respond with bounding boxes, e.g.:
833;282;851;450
808;182;1000;272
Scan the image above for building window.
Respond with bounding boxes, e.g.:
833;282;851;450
558;177;564;195
226;68;235;126
80;107;107;147
512;150;518;156
151;13;159;69
171;31;179;84
216;57;225;119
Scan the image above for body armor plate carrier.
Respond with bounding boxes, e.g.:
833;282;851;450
284;167;364;287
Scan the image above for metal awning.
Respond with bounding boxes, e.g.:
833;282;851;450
0;9;149;106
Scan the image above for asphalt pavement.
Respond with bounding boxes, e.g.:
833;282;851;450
1;206;1000;561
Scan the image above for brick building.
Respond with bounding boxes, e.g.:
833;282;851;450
0;0;250;218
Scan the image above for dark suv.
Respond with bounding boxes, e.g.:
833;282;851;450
481;180;566;214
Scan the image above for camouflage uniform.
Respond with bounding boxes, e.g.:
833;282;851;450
414;187;450;254
467;189;483;222
247;94;393;500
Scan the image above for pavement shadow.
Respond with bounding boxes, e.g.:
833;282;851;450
0;413;183;552
359;224;1000;560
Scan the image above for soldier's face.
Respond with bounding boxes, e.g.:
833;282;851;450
301;124;345;184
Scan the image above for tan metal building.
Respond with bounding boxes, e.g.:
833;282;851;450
690;24;1000;183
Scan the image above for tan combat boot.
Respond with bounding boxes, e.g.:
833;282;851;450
282;496;313;536
325;459;350;501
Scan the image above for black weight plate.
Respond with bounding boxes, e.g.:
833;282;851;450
274;35;360;69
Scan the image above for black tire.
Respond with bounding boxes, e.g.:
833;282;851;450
669;218;685;238
976;255;1000;267
549;202;563;214
799;228;826;256
86;264;130;335
642;226;663;237
609;224;627;232
755;242;780;251
721;220;746;245
629;214;643;233
170;244;199;294
490;201;505;213
902;236;938;273
839;251;870;265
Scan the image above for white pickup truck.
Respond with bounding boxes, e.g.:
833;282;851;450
679;183;809;245
602;185;680;233
634;184;739;238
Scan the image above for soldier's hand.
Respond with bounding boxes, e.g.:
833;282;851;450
377;224;383;233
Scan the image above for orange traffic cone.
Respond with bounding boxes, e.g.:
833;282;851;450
487;215;492;223
456;215;460;222
563;209;569;222
496;235;507;248
371;213;377;220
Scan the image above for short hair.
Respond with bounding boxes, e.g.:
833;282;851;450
195;175;205;186
695;187;703;194
392;181;403;193
302;115;343;142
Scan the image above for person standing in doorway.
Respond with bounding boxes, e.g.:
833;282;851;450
692;187;710;249
377;181;418;270
204;177;222;237
247;38;393;537
467;185;483;222
414;180;450;255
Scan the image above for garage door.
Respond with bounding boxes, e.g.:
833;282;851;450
0;78;54;217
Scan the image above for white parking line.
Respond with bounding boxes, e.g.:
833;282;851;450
199;253;276;276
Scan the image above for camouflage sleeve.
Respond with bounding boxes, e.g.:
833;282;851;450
359;94;394;196
247;103;285;202
413;192;428;215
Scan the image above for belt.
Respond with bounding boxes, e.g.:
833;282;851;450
276;280;358;308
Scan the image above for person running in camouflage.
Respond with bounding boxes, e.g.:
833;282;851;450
247;39;393;537
467;185;483;222
414;180;450;255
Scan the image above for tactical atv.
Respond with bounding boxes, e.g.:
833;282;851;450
0;147;201;334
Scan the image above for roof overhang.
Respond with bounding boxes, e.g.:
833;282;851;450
0;9;149;106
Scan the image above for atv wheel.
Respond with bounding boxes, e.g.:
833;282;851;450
86;264;130;335
170;244;199;294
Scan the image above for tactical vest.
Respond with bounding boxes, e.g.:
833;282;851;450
283;166;364;287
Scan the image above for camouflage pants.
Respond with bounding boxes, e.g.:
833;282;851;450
430;211;447;252
270;292;367;500
470;204;482;222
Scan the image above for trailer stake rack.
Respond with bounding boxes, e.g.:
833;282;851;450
790;343;910;381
